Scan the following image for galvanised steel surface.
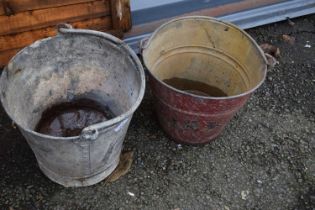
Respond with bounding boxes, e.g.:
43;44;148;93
0;25;145;187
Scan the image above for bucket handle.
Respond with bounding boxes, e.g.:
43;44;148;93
56;23;124;47
80;118;129;141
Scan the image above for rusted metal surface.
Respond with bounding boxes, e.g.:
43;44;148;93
142;16;267;144
0;25;145;186
150;76;251;144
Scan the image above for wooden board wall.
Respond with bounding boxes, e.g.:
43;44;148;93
0;0;111;35
0;0;132;67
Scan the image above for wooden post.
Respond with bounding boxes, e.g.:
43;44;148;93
110;0;132;32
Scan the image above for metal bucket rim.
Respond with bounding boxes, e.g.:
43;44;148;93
142;16;267;100
0;29;146;141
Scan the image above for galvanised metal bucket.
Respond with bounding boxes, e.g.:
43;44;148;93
0;25;145;187
142;16;267;145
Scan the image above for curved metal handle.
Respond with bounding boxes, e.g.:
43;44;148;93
56;23;124;46
80;118;129;141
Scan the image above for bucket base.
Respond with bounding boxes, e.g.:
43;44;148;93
37;158;119;187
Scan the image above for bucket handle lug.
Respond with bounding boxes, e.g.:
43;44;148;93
56;23;123;46
80;128;99;141
139;37;149;54
57;23;73;31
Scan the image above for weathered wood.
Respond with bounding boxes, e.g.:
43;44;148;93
110;0;131;32
0;17;112;52
1;0;15;16
0;0;98;16
0;48;19;67
0;0;131;66
0;27;122;67
0;0;110;35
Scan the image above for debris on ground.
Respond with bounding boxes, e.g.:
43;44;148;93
127;191;135;197
287;17;295;26
282;34;295;45
106;151;134;182
11;121;16;129
305;41;311;48
260;43;280;67
224;206;230;210
260;43;280;58
241;190;250;200
264;53;279;68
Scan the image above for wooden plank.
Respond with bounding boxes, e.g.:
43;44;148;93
110;0;132;32
0;0;98;16
0;48;19;68
0;16;112;52
0;27;122;67
0;0;110;35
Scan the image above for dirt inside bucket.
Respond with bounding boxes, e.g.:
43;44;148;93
35;99;115;137
163;77;228;97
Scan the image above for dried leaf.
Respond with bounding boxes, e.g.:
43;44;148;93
282;34;295;45
241;190;250;200
265;53;279;68
106;151;134;182
260;43;280;58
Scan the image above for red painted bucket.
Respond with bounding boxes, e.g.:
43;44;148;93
142;16;267;144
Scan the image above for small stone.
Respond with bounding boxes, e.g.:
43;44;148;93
224;206;230;210
127;191;135;197
241;190;250;200
282;34;295;45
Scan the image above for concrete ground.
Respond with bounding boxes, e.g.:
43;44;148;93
0;15;314;210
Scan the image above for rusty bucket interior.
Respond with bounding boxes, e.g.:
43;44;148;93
142;16;267;97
